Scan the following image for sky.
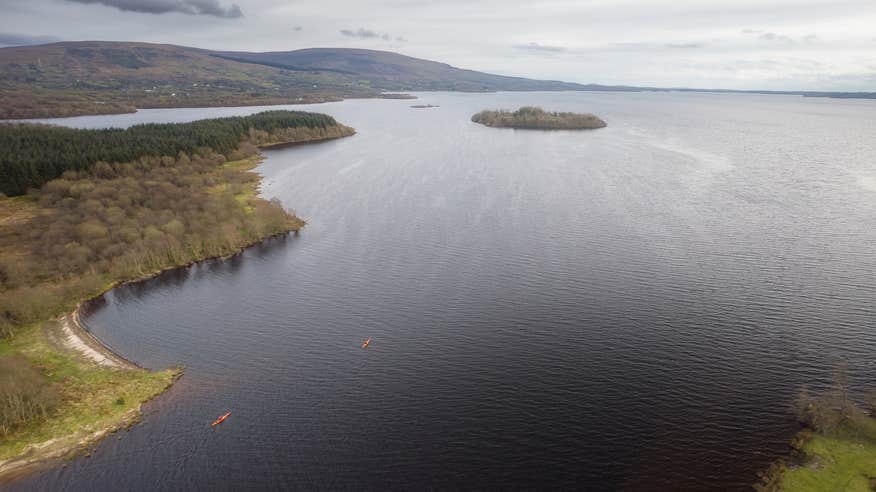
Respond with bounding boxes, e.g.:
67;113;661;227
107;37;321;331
2;0;875;91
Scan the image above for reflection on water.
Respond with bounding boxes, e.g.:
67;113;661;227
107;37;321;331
10;92;876;491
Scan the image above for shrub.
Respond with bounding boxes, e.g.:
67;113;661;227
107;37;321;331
0;355;60;436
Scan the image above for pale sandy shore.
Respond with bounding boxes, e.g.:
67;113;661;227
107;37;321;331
60;307;142;370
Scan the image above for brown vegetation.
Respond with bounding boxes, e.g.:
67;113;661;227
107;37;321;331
793;364;860;434
1;110;353;196
0;355;60;437
0;145;304;338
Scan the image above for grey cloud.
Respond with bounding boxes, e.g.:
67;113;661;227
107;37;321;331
340;28;402;42
293;26;303;32
0;32;62;47
340;28;378;39
741;29;763;34
66;0;243;18
802;33;819;43
514;42;566;53
666;42;704;49
340;28;377;38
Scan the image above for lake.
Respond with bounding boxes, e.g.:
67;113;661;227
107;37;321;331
9;92;876;490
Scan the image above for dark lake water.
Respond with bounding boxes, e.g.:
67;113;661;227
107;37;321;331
9;92;876;490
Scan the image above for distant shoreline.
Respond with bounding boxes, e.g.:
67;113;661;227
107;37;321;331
3;88;875;121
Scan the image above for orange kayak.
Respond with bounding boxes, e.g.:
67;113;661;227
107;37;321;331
361;337;372;348
211;412;231;427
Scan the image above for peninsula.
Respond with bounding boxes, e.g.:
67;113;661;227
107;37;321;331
471;107;607;130
0;110;355;479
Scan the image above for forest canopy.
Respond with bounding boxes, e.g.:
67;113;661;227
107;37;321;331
0;110;351;196
0;112;354;339
471;106;607;130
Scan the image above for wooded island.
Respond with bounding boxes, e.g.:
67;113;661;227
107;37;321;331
471;106;606;130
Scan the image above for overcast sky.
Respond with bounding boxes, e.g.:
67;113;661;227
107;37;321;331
2;0;875;91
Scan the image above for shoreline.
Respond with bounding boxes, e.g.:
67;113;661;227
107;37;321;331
0;231;296;484
0;404;146;482
0;371;180;484
61;308;143;370
259;132;354;150
0;136;327;482
0;306;181;483
0;93;413;121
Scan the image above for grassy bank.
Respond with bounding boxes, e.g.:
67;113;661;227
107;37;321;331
0;112;355;479
0;322;180;468
755;371;876;491
780;421;876;491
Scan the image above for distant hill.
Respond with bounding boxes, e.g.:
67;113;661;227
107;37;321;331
0;42;371;118
209;48;610;92
0;41;873;119
0;42;622;119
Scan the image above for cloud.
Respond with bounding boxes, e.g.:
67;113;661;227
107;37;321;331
610;41;707;51
293;26;303;32
742;29;798;43
513;42;566;53
66;0;243;18
0;32;62;47
340;28;401;42
758;32;794;43
340;28;378;39
743;29;820;44
665;42;704;49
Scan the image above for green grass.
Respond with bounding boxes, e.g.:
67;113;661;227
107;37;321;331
0;323;179;462
781;419;876;491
